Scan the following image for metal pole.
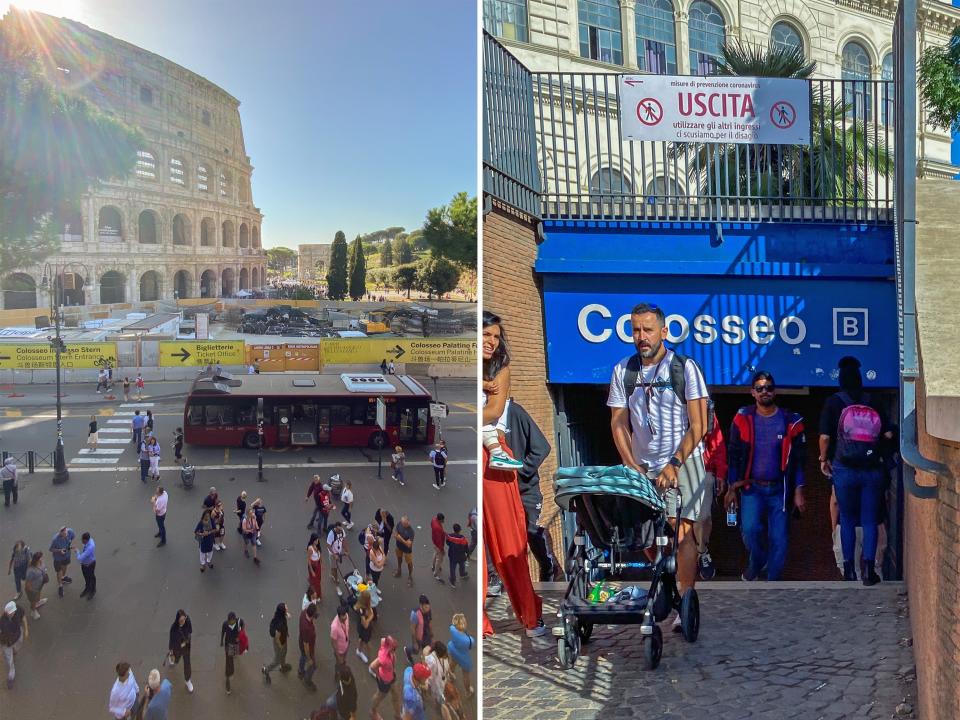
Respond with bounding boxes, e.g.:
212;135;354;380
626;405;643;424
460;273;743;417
257;419;265;482
377;441;382;479
51;270;69;484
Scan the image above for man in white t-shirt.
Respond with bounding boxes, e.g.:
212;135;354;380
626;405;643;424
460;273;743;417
607;302;710;605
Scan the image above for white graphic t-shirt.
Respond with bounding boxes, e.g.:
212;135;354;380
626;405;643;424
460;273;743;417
606;349;709;472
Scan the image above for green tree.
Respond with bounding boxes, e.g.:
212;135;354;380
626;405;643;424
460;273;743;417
421;192;477;268
266;246;297;272
0;16;144;271
392;263;419;299
379;238;393;267
393;236;413;264
416;256;460;299
406;229;426;252
326;231;349;300
348;235;367;300
677;41;890;203
919;26;960;133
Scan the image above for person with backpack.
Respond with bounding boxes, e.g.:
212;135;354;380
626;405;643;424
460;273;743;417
219;611;246;694
1;457;18;508
135;373;145;401
429;442;448;490
607;302;710;626
261;602;292;684
724;371;806;582
818;356;894;586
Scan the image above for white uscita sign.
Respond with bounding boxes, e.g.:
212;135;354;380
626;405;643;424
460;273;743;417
619;75;811;145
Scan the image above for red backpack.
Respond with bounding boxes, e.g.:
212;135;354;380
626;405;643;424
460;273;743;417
238;627;249;655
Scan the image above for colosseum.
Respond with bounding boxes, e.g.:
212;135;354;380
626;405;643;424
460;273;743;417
1;9;266;312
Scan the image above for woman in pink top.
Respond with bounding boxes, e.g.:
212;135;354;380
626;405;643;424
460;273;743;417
330;604;350;665
368;635;401;720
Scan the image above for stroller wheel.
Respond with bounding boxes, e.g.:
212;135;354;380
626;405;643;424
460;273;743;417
577;619;593;643
680;588;700;643
652;582;671;623
643;624;663;670
557;631;579;669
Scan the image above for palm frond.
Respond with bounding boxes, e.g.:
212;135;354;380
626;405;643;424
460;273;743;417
714;40;817;79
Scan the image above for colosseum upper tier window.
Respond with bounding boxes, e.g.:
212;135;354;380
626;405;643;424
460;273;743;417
202;109;211;126
198;163;209;192
170;157;185;186
136;151;157;180
140;86;153;105
220;170;232;199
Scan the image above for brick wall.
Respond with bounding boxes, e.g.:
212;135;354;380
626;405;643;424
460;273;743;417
482;200;559;536
908;377;960;720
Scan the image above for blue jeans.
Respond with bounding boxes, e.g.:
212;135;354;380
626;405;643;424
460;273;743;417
140;459;149;483
740;482;789;581
832;463;884;564
298;650;315;682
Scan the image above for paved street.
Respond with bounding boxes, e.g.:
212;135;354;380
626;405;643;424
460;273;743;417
0;377;477;719
484;583;918;720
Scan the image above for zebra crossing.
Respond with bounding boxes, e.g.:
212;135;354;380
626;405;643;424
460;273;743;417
68;403;154;467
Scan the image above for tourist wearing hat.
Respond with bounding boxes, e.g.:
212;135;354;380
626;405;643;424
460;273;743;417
402;662;431;720
1;456;19;507
1;600;27;689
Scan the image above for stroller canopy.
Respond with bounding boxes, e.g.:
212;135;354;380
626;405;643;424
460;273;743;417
554;465;666;513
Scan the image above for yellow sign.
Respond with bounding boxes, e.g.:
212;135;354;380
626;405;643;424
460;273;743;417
320;338;477;365
0;343;118;370
159;341;245;367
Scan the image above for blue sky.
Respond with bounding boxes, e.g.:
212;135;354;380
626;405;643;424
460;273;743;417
3;0;478;249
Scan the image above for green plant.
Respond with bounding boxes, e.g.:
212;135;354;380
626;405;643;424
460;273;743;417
918;26;960;133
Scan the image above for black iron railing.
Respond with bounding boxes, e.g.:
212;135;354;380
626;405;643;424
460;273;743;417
484;31;895;225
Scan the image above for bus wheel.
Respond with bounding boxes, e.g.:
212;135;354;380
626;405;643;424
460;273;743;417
243;432;261;449
368;431;387;450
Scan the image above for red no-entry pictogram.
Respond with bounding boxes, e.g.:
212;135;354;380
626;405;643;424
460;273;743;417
636;97;663;126
770;101;796;129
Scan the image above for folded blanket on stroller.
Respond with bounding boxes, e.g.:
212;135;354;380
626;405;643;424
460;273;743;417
554;465;666;513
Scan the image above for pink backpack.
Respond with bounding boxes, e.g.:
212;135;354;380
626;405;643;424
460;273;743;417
835;392;882;467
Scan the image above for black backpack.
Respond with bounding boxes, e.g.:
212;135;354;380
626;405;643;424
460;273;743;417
621;352;714;433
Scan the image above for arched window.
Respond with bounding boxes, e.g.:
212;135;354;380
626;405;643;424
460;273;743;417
635;0;677;74
174;270;192;299
135;150;157;180
770;20;803;55
220;169;232;199
644;175;684;199
239;223;249;248
98;206;123;239
139;271;161;301
579;0;623;65
169;156;186;186
138;210;159;244
201;218;215;246
100;271;126;304
222;220;235;247
2;273;37;310
589;167;633;215
882;53;894;125
197;163;209;193
483;0;528;42
173;214;191;245
842;41;873;120
689;1;725;75
252;226;260;248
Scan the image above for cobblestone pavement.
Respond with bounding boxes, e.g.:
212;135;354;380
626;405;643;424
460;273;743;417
483;583;917;720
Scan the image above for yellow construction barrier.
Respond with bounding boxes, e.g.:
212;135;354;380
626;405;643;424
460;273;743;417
320;337;476;365
0;342;118;370
159;340;245;367
284;343;321;371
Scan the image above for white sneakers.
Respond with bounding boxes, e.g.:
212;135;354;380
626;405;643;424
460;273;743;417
525;619;547;638
490;451;524;470
356;649;368;663
186;680;194;693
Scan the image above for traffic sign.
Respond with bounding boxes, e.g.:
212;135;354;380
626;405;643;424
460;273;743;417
429;401;448;418
159;340;245;367
320;338;476;365
0;342;117;370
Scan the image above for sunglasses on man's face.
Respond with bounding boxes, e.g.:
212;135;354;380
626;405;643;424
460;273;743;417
753;384;775;393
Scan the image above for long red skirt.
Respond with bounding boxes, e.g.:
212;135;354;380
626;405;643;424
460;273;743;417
308;555;323;599
483;445;542;636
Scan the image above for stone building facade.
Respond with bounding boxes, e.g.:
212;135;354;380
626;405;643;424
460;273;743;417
484;0;960;179
0;9;266;312
297;244;333;283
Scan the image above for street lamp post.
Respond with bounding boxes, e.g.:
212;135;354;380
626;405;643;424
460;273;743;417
257;419;265;482
42;264;69;485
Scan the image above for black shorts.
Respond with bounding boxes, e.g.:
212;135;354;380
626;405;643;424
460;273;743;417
53;559;69;572
358;623;372;643
377;675;394;694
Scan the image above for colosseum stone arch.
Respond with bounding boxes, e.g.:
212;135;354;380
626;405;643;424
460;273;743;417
0;9;266;309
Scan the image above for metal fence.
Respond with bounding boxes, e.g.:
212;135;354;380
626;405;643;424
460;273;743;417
483;31;541;218
484;32;895;225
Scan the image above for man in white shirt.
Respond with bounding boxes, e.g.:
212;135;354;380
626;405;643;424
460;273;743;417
607;302;710;605
151;487;168;547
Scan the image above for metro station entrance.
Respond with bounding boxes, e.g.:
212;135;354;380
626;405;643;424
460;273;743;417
552;383;902;581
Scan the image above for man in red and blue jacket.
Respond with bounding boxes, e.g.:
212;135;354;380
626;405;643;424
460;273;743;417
724;371;807;581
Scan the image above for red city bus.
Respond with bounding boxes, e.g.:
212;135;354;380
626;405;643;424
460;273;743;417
183;372;436;449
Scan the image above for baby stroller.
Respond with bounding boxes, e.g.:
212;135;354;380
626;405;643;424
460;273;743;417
180;460;195;489
552;465;700;670
338;552;382;619
327;473;343;499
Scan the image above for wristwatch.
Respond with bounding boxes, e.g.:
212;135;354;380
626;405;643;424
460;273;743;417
668;456;683;469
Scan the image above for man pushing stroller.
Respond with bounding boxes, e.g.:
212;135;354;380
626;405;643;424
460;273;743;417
606;302;710;632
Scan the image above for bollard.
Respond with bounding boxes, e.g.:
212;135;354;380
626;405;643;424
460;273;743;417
1;451;7;464
28;450;35;474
